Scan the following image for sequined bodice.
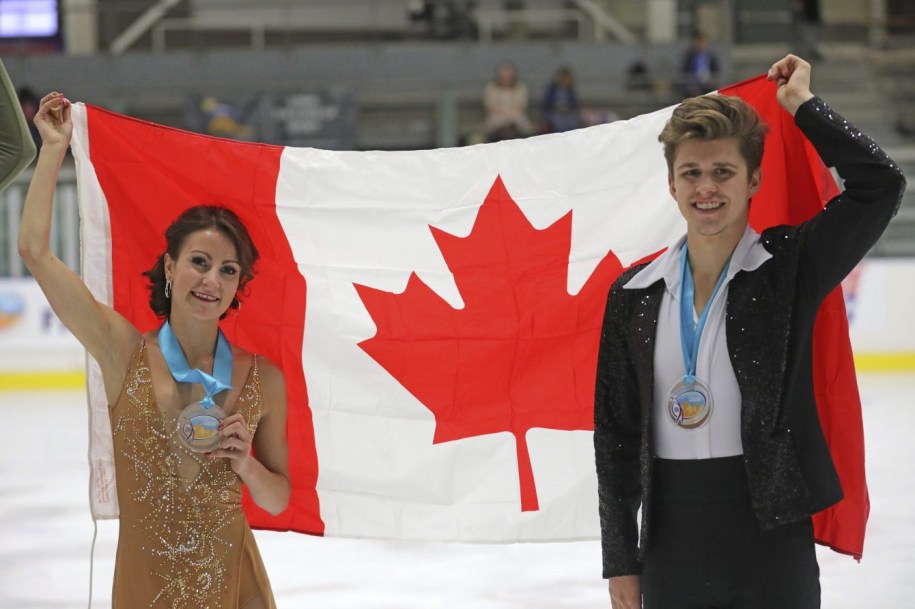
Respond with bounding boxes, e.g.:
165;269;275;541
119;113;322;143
109;340;272;609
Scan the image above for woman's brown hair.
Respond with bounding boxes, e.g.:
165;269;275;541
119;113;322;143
143;205;259;319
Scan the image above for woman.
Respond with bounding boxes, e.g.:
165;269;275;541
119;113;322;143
483;61;533;142
18;93;290;609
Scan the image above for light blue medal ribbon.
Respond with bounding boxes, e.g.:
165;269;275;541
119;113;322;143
679;242;731;385
159;320;233;408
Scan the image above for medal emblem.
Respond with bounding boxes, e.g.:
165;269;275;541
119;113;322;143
177;401;226;452
668;378;713;429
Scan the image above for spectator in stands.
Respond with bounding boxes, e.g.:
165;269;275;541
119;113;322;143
626;59;654;93
484;61;533;142
0;60;36;192
792;0;822;60
199;96;255;140
542;66;581;133
679;31;720;98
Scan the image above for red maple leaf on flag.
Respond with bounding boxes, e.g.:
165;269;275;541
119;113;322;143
355;177;626;512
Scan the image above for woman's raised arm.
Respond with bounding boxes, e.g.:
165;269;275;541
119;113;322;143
17;93;139;390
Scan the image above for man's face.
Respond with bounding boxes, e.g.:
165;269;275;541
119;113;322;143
668;137;761;243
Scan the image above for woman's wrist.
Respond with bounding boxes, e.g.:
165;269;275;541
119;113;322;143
38;140;69;160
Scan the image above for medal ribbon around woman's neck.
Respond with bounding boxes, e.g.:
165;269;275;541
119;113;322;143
159;319;233;408
159;320;232;453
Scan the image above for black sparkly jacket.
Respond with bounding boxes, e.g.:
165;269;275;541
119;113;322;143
594;97;906;579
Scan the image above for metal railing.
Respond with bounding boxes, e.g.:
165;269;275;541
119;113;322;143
0;166;80;278
99;0;639;54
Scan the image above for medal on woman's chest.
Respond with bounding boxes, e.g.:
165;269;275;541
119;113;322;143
159;320;233;453
671;243;729;430
177;401;227;452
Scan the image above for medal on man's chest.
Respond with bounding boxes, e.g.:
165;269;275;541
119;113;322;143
668;377;713;429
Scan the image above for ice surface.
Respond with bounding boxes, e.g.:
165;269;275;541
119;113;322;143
1;373;912;608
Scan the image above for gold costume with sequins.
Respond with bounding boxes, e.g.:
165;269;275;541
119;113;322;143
109;342;275;608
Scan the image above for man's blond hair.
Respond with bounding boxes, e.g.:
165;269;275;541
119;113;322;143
658;95;769;174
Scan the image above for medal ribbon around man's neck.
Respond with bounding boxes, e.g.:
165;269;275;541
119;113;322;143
159;319;233;408
679;242;732;384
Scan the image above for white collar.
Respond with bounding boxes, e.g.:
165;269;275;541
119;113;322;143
623;225;772;297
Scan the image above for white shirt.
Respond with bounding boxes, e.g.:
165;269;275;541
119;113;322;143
624;226;772;459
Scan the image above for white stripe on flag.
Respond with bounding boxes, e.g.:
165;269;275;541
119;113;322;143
71;103;119;520
275;105;683;540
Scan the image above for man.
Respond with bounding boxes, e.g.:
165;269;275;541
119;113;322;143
680;30;720;98
594;55;904;608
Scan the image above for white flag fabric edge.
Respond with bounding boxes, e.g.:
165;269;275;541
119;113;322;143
71;102;119;520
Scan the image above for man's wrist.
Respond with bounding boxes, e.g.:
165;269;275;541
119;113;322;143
786;91;815;117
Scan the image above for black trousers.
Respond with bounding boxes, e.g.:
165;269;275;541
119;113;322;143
641;457;821;609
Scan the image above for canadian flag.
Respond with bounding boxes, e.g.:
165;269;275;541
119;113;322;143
71;74;867;556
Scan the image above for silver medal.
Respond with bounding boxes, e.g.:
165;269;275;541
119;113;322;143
176;401;225;452
668;378;713;429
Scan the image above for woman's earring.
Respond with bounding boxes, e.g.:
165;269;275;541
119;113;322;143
231;296;241;315
165;280;172;299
